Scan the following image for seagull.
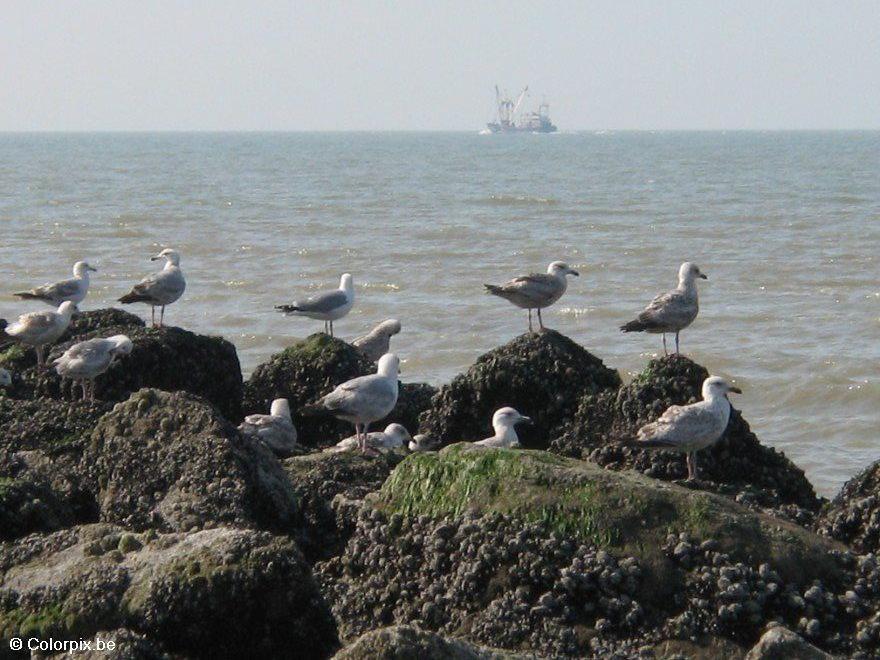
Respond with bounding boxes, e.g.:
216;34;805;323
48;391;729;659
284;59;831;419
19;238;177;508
409;433;441;452
633;376;741;480
485;261;579;331
620;262;706;355
14;261;97;307
473;407;532;448
275;273;354;338
352;319;401;361
4;301;77;366
238;398;298;457
325;422;411;454
52;334;133;400
307;352;399;453
118;248;186;328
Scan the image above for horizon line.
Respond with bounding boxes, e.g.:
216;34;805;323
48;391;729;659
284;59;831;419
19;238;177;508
1;128;880;134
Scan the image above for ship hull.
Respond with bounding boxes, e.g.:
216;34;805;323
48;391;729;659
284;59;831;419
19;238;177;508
486;121;557;134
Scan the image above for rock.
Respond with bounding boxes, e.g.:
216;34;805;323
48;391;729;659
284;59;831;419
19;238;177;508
0;524;339;659
82;389;298;534
0;396;111;454
284;449;407;561
745;626;833;659
243;334;435;446
552;355;820;511
0;477;75;541
816;460;880;553
417;330;620;449
333;624;527;659
1;309;243;422
37;628;174;660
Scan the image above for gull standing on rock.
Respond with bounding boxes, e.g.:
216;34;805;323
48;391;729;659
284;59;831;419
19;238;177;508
14;261;97;307
485;261;579;332
352;319;401;361
238;398;298;457
275;273;354;338
473;407;532;448
52;335;133;400
118;249;186;328
326;422;412;454
307;352;399;453
4;301;76;366
620;262;707;355
633;376;741;480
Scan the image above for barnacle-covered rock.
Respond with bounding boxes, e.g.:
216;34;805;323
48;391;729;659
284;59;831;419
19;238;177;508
816;460;880;553
81;389;298;534
551;355;820;512
745;625;833;659
417;330;620;449
0;524;339;659
1;308;243;421
333;624;525;659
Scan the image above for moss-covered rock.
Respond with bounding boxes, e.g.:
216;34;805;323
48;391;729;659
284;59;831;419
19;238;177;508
1;309;243;422
816;460;880;553
81;389;298;534
0;524;339;659
417;330;620;449
284;450;407;561
244;333;434;447
551;355;820;513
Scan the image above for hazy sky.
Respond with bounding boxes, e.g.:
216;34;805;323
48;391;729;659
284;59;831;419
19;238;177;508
2;1;879;131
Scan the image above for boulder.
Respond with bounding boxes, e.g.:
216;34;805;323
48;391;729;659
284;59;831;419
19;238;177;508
745;626;833;659
284;449;407;561
333;625;527;659
1;308;243;422
243;334;435;446
0;524;339;659
320;445;850;656
816;460;880;553
81;389;298;534
417;330;620;449
551;355;820;512
0;477;75;542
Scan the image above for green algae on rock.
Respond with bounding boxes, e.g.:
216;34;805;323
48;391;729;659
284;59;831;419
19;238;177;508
417;329;621;450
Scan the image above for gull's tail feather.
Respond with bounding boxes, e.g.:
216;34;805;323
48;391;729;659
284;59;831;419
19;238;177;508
484;284;503;296
620;319;649;333
0;319;7;332
13;291;46;302
299;402;331;417
119;291;151;304
623;437;677;449
275;304;300;314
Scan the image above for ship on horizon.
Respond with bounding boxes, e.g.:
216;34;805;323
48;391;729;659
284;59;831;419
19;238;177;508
484;85;557;134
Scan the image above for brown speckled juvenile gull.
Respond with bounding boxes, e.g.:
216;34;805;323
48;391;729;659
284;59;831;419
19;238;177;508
53;334;133;400
352;319;401;361
485;261;579;331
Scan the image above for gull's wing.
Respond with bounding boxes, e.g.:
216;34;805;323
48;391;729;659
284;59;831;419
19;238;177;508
488;273;562;306
638;289;696;327
24;277;82;301
637;403;720;449
124;268;185;304
12;311;59;334
290;289;348;314
321;374;398;418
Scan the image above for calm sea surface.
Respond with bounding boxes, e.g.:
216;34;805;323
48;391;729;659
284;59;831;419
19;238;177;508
0;132;877;496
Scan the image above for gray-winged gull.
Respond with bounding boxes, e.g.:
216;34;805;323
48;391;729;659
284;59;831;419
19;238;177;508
5;301;76;366
276;273;354;338
119;248;186;327
238;398;298;457
473;407;532;448
633;376;741;480
325;422;411;454
409;434;440;452
14;261;97;307
52;334;133;400
485;261;579;331
352;319;401;361
620;262;706;355
308;352;399;452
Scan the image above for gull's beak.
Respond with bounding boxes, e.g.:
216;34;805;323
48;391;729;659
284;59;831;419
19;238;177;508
699;273;708;280
88;265;98;272
150;255;161;261
728;386;742;394
518;415;533;425
570;270;580;277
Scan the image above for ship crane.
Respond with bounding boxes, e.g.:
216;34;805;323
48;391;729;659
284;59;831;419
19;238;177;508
511;86;529;120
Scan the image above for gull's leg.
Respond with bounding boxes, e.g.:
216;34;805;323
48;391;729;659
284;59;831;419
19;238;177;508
537;308;544;330
675;331;680;355
160;306;166;327
528;309;533;332
81;381;88;400
686;453;698;480
151;306;155;327
330;320;334;338
662;334;668;356
36;345;45;367
90;380;97;402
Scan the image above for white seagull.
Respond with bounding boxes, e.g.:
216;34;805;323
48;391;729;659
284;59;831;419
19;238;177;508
14;261;97;307
634;376;741;480
352;319;402;362
309;352;400;452
473;407;532;448
238;398;298;457
52;334;133;400
119;248;186;328
620;262;706;355
409;434;441;452
275;273;354;338
485;261;579;331
5;301;77;366
325;422;412;454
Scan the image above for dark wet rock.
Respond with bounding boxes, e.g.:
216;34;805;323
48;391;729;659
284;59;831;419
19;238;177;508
0;477;75;542
745;625;832;659
0;524;339;659
284;449;407;562
816;460;880;554
418;330;620;449
551;355;820;512
42;628;175;660
333;624;527;659
244;333;435;447
81;389;298;534
1;308;243;421
0;396;110;454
